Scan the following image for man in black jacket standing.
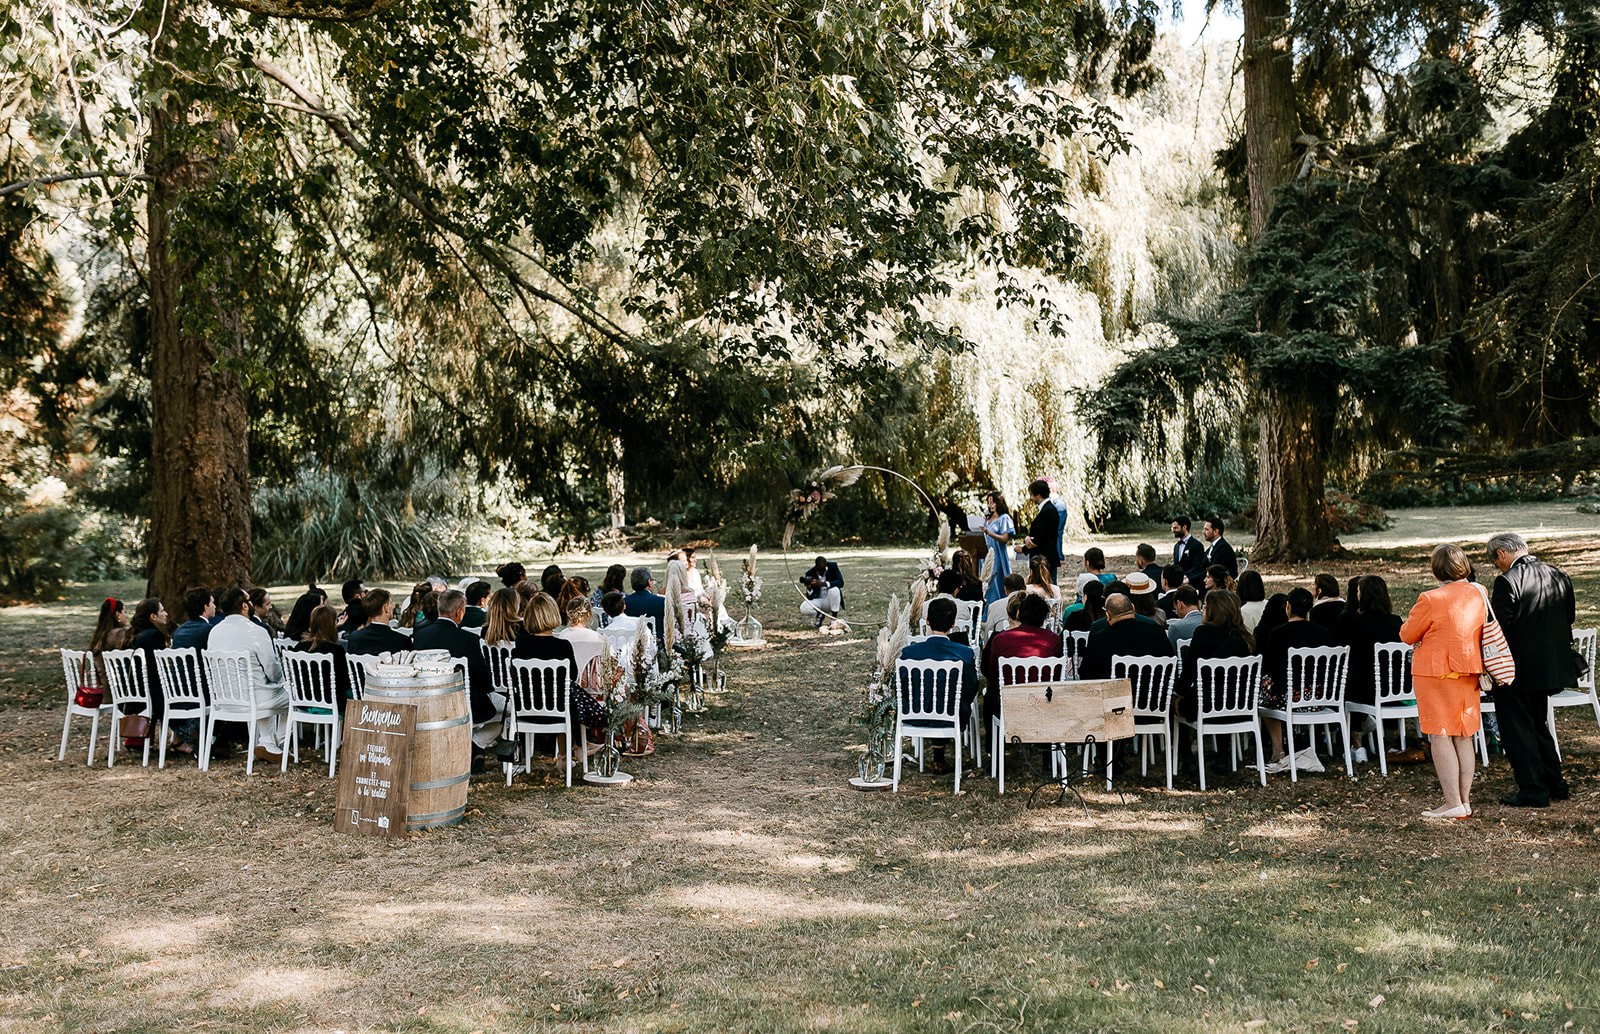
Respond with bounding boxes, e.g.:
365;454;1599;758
1488;532;1576;808
1202;516;1238;580
1170;516;1207;588
1020;479;1062;582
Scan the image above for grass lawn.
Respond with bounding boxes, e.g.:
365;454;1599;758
2;515;1599;1033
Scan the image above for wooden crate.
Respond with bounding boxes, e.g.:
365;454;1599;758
999;678;1135;745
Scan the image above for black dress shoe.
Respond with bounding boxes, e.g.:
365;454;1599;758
1500;793;1550;808
1550;784;1571;802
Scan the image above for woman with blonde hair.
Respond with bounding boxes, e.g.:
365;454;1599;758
1399;543;1486;820
482;587;523;646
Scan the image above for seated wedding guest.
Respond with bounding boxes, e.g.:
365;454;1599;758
1087;580;1131;633
481;587;524;645
126;598;172;746
931;569;963;602
208;587;289;762
1203;564;1236;596
625;567;666;637
512;591;603;752
416;589;501;766
417;589;441;630
982;592;1063;721
1310;573;1345;631
984;573;1028;638
171;587;215;649
1157;564;1186;617
799;555;846;626
398;581;433;629
556;577;591;625
291;604;352;708
950;551;985;603
540;564;565;599
557;596;606;674
1260;588;1333;772
463;580;492;628
284;585;327;643
1166;586;1203;648
599;590;638;634
90;596;130;658
338;579;366;627
86;596;130;696
1136;543;1163;586
1123;571;1167;627
1336;574;1403;707
594;564;627;609
898;597;978;775
346;589;411;656
514;580;537;614
1025;555;1060;601
1174;590;1254;720
208;586;229;626
249;588;285;636
1254;592;1290;648
1074;547;1115;597
1238;570;1268;629
1062;580;1106;633
497;562;527;589
1080;593;1174;680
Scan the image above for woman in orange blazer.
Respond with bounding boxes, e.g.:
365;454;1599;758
1399;543;1486;820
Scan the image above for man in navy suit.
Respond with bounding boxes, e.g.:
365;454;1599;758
624;567;666;640
899;597;979;774
1020;479;1062;581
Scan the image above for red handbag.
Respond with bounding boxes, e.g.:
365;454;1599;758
74;686;105;708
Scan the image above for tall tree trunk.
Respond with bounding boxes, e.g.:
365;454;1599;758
1252;386;1339;558
144;94;253;608
1243;0;1338;560
1242;0;1298;240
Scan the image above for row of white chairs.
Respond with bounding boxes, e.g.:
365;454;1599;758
890;628;1600;795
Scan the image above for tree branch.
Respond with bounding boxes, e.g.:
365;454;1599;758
250;56;647;354
209;0;392;21
0;170;151;198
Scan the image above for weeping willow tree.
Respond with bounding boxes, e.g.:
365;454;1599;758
1090;0;1600;559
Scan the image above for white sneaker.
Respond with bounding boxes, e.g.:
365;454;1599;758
1296;748;1325;774
1352;746;1369;764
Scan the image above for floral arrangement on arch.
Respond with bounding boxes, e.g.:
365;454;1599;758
851;595;911;781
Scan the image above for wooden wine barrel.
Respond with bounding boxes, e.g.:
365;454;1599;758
362;665;471;831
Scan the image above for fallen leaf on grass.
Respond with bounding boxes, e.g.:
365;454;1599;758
1369;995;1385;1008
1305;958;1319;971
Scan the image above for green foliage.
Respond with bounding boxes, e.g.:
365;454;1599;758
0;488;87;600
251;470;473;584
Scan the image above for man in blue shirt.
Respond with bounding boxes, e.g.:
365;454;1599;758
171;587;215;649
898;597;979;774
624;567;666;640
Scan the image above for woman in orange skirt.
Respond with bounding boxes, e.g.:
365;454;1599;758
1399;544;1487;820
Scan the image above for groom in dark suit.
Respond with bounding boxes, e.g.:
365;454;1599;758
1202;516;1238;580
1171;516;1207;588
1488;532;1577;807
1020;479;1062;581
